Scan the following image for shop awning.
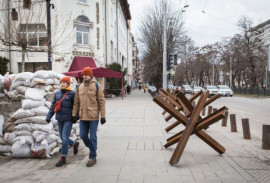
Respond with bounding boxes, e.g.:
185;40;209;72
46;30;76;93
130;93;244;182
63;67;122;78
68;56;97;72
63;56;122;78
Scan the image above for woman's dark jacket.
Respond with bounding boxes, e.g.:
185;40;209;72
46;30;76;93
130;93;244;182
46;89;75;122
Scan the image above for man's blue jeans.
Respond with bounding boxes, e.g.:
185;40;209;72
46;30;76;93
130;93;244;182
80;120;99;159
58;121;74;156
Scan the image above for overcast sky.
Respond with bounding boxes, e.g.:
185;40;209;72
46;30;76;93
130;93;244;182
128;0;270;47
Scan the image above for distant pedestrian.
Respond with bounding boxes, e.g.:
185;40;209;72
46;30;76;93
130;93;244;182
46;76;79;167
127;85;131;95
139;85;141;90
72;67;106;167
143;85;147;93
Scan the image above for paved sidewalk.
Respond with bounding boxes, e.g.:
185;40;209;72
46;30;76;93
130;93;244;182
0;90;269;183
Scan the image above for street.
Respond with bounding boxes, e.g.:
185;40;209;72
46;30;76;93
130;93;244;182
0;90;270;183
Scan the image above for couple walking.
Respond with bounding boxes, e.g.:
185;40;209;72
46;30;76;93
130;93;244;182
46;67;106;167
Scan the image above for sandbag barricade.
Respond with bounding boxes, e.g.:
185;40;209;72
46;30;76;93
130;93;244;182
0;70;79;158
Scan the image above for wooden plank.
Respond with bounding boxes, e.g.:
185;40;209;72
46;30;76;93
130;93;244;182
165;107;227;148
154;94;226;155
169;91;209;166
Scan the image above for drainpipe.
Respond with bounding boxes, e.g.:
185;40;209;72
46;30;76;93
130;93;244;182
116;0;119;63
8;0;11;72
105;0;107;66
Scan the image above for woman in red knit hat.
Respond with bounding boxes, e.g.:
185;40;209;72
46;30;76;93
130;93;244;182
46;76;79;167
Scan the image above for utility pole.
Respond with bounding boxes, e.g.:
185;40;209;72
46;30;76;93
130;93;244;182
162;2;167;89
212;60;215;85
266;67;268;90
230;57;232;88
46;0;52;70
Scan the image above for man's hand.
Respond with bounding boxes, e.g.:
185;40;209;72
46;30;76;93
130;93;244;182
72;116;79;124
46;119;50;123
100;118;106;125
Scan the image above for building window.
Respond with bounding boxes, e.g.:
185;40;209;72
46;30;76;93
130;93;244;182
19;24;47;47
74;15;91;46
76;25;89;45
78;0;87;4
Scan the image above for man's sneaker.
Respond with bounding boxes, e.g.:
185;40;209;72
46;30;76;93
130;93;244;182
86;159;96;167
55;156;66;167
73;142;79;155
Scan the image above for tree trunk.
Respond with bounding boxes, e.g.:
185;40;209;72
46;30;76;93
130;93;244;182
21;47;26;72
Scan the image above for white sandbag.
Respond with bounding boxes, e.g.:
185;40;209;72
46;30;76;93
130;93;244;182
33;70;55;79
15;123;32;131
25;88;45;101
14;118;29;124
7;90;18;98
27;116;47;124
35;134;46;142
0;93;5;98
31;123;53;133
45;78;55;85
0;115;4;136
53;78;60;85
45;101;52;108
10;80;31;91
12;72;33;83
48;141;57;152
16;131;32;136
49;146;60;156
41;139;50;157
22;99;45;110
46;134;60;144
36;85;54;92
51;115;58;126
11;139;30;158
52;71;65;80
10;109;35;120
1;152;12;156
0;136;7;145
4;132;16;145
53;85;60;89
12;136;33;145
32;131;45;139
15;86;28;95
31;106;49;116
0;144;11;153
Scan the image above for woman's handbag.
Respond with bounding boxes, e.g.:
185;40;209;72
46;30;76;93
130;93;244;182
53;91;69;113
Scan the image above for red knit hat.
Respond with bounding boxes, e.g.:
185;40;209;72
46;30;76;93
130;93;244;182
60;76;71;86
82;67;93;77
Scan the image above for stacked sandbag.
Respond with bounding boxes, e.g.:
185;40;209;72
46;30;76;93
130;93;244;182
0;70;78;158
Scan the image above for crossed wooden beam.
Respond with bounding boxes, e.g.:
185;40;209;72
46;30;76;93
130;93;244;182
153;89;227;166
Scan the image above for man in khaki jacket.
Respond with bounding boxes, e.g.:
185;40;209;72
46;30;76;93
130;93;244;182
72;67;106;167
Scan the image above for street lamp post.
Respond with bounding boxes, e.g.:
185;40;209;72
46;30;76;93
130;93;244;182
162;2;167;89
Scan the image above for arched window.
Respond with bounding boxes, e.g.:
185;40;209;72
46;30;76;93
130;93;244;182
76;15;90;23
75;15;90;45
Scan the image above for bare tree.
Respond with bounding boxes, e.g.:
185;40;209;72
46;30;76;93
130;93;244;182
0;0;74;72
139;0;185;89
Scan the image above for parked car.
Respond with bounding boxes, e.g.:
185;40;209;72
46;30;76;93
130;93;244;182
203;85;219;97
217;85;233;97
191;86;203;95
181;85;193;94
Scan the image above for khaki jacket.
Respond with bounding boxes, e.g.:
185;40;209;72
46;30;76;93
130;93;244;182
72;78;105;121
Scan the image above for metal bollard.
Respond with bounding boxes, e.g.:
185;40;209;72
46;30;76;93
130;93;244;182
202;107;206;116
262;125;270;149
230;114;237;132
221;111;229;127
207;106;213;116
241;118;251;139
